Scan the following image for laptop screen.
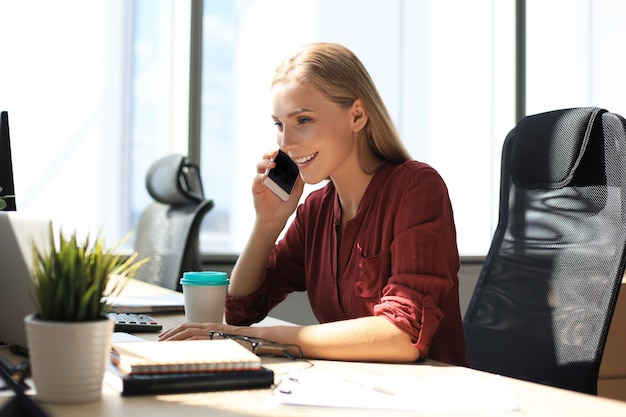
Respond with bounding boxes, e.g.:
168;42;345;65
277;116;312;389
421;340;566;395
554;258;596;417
0;213;51;350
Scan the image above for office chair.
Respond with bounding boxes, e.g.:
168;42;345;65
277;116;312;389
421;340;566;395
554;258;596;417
463;107;626;395
133;154;214;291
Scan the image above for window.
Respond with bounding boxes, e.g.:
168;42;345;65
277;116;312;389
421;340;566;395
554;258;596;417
130;0;192;231
0;0;132;241
195;0;516;255
1;0;624;257
525;0;626;115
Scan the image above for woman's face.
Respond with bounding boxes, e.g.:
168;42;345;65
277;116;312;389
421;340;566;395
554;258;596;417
271;82;363;185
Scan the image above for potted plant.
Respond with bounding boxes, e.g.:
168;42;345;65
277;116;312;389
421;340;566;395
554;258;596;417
0;186;14;210
24;226;147;404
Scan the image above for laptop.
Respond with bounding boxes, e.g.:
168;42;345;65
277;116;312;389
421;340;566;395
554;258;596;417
0;212;52;352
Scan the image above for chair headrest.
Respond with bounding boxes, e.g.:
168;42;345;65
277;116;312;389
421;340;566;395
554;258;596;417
510;107;607;189
145;154;205;205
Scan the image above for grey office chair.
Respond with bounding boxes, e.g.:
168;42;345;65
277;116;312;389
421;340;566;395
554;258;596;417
463;107;626;395
133;154;214;291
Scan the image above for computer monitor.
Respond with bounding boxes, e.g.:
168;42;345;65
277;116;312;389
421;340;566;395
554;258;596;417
0;111;16;211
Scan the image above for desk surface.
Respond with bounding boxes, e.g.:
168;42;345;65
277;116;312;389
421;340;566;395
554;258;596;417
2;280;626;417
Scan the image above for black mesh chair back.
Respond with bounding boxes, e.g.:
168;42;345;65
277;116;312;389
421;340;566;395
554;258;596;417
463;107;626;394
133;154;214;291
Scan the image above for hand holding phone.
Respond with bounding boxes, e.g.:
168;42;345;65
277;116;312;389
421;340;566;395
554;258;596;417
263;150;299;201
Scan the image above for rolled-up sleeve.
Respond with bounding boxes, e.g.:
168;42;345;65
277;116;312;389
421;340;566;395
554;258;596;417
373;168;460;359
225;204;308;326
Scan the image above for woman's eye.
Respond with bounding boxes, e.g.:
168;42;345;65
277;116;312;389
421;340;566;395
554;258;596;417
274;121;283;130
297;117;311;125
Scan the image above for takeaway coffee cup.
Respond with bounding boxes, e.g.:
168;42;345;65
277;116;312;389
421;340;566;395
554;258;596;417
180;271;229;323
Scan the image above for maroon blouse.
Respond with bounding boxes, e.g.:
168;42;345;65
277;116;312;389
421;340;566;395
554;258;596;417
226;161;468;366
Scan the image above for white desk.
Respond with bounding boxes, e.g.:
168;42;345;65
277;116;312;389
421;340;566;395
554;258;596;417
2;280;626;417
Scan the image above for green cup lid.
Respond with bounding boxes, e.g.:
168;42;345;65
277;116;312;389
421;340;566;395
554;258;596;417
180;271;229;286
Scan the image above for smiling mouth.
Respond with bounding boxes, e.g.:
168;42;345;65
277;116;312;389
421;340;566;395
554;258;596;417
292;152;318;165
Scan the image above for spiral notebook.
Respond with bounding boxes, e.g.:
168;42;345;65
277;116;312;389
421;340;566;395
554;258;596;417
110;339;261;375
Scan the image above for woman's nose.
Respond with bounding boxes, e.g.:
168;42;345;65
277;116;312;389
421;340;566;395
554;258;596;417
279;128;297;151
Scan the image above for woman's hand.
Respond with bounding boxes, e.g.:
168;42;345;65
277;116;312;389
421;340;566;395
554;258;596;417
252;150;304;231
225;149;305;298
158;322;234;341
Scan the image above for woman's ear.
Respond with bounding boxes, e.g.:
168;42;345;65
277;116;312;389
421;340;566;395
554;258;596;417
350;98;368;132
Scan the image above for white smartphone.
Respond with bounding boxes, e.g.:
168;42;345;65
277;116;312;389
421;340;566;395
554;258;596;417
263;150;299;201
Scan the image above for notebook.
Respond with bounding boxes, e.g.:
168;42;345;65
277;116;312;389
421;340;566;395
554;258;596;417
110;339;262;375
0;212;52;352
105;363;275;396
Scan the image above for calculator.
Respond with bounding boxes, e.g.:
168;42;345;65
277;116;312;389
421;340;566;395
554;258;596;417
107;312;163;333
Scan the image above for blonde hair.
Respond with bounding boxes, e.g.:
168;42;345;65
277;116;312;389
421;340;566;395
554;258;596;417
272;42;411;165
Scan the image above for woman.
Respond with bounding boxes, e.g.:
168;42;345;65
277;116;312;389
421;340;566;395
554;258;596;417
159;42;468;366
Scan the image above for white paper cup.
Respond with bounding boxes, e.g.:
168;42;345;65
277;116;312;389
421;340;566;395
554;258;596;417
180;271;229;323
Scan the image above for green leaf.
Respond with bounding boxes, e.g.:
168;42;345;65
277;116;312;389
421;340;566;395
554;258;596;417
30;227;149;321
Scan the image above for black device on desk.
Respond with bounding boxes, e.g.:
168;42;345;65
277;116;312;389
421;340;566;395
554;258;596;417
107;313;163;333
1;111;17;212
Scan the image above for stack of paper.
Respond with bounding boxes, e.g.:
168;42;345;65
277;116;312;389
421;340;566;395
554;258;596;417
107;293;185;313
273;368;520;413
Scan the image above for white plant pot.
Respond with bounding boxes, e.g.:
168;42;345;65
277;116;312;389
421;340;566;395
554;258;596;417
24;314;114;404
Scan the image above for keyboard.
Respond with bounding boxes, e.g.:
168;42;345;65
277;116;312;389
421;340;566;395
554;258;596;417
108;312;163;333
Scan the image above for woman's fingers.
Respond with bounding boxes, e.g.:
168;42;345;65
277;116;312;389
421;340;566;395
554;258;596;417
158;322;219;341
